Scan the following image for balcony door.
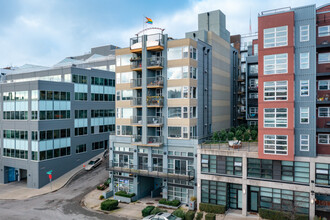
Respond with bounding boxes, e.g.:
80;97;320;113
175;159;187;175
152;157;163;172
119;154;130;168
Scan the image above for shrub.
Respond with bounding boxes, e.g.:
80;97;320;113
295;214;309;220
239;125;247;133
172;209;186;220
99;195;104;200
190;196;197;202
100;199;118;211
150;207;166;215
235;130;243;140
228;132;234;141
243;131;250;141
196;212;203;220
104;178;111;187
230;127;236;133
142;206;155;217
199;203;226;214
258;208;309;220
250;130;258;141
205;213;216;220
97;184;106;190
212;131;219;142
159;199;181;207
185;210;195;220
219;130;227;141
115;190;136;198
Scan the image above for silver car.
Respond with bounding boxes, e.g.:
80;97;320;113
143;212;182;220
84;158;102;171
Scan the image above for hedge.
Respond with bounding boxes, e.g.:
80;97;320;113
115;190;136;198
259;208;308;220
151;207;166;215
205;213;216;220
196;212;203;220
199;203;226;214
185;210;195;220
159;198;181;207
142;206;155;217
172;209;185;220
100;199;118;211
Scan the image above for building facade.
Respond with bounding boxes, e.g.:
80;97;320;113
197;4;330;220
0;45;116;188
108;10;232;203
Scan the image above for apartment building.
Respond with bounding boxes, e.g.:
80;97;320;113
230;34;258;127
108;10;231;203
197;4;330;220
0;45;116;188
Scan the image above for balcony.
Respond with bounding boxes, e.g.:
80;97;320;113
317;97;330;105
247;113;258;120
132;135;142;143
131;135;163;147
130;78;142;89
317;120;330;132
248;98;258;106
131;116;143;126
147;57;164;70
249;71;258;77
106;160;194;181
248;86;258;91
238;76;245;82
130;34;164;53
147;116;163;127
317;40;330;49
130;59;142;71
131;97;142;107
147;76;164;88
147;96;164;107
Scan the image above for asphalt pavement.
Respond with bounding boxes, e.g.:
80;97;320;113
0;162;126;220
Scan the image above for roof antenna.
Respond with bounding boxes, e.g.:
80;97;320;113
249;8;252;34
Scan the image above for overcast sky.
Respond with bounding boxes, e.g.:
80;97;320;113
0;0;328;67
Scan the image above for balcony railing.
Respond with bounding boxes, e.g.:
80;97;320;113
247;113;258;119
130;78;142;88
130;34;164;51
147;96;164;107
147;76;164;88
131;97;142;106
132;135;142;143
248;86;258;91
131;60;142;70
106;160;194;181
147;116;163;126
317;97;330;105
147;136;163;144
147;57;164;68
132;116;142;125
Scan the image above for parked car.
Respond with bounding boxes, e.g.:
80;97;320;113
84;158;102;171
143;213;182;220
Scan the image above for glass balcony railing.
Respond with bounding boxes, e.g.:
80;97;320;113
147;136;163;144
132;116;142;125
147;57;164;68
147;96;164;107
147;116;163;125
130;78;142;88
147;76;164;87
131;97;142;106
130;60;142;70
132;135;142;143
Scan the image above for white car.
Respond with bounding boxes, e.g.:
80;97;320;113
143;213;182;220
84;158;102;171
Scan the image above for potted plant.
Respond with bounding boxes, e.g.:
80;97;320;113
325;94;329;101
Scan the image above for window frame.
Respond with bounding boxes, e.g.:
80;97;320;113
264;108;288;128
263;26;288;48
318;134;330;145
300;134;309;151
300;107;309;124
300;25;309;42
318;107;330;118
300;52;309;69
264;80;288;101
318;25;330;37
264;134;288;155
300;80;309;97
263;53;288;75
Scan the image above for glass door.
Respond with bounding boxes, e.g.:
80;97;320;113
175;159;187;175
250;191;258;212
139;156;148;170
237;190;242;209
152;157;163;172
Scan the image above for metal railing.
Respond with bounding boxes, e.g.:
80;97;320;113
131;60;142;69
147;116;163;125
131;97;142;106
147;136;163;144
200;141;258;153
131;116;143;125
130;78;142;88
248;86;258;91
147;76;164;87
259;7;291;16
146;33;164;46
147;96;164;107
132;135;142;143
130;36;143;49
107;160;195;180
147;57;164;68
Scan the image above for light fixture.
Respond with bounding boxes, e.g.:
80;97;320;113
243;189;246;195
311;199;314;204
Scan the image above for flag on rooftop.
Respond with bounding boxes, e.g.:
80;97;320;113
145;17;153;24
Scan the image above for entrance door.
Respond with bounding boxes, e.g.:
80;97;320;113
250;191;258;212
237;190;242;209
8;167;16;182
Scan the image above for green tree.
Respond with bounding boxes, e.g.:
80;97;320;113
220;130;227;141
251;130;258;141
228;132;234;141
243;131;250;141
235;130;243;140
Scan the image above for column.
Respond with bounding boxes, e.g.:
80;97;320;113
241;154;248;216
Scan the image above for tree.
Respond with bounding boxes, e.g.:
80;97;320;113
235;130;243;140
220;130;227;141
212;131;219;142
228;132;234;141
251;130;258;141
243;131;250;141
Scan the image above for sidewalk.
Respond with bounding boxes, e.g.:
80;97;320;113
0;153;103;200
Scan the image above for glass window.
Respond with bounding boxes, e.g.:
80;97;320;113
318;134;330;144
319;107;330;117
300;53;309;69
318;25;330;37
168;107;181;118
300;107;309;124
168;127;182;138
264;53;288;74
254;44;258;55
168;87;182;99
116;54;131;66
300;25;309;42
300;80;309;96
319;80;330;90
264;81;288;101
122;90;133;100
249;79;258;88
264;26;288;48
319;53;330;64
122;108;133;119
300;135;309;151
264;135;288;155
168;47;187;60
120;72;133;84
249;64;258;75
264;108;287;128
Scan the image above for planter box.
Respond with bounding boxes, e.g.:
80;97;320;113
103;190;113;199
189;201;196;210
114;195;137;203
157;203;181;209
